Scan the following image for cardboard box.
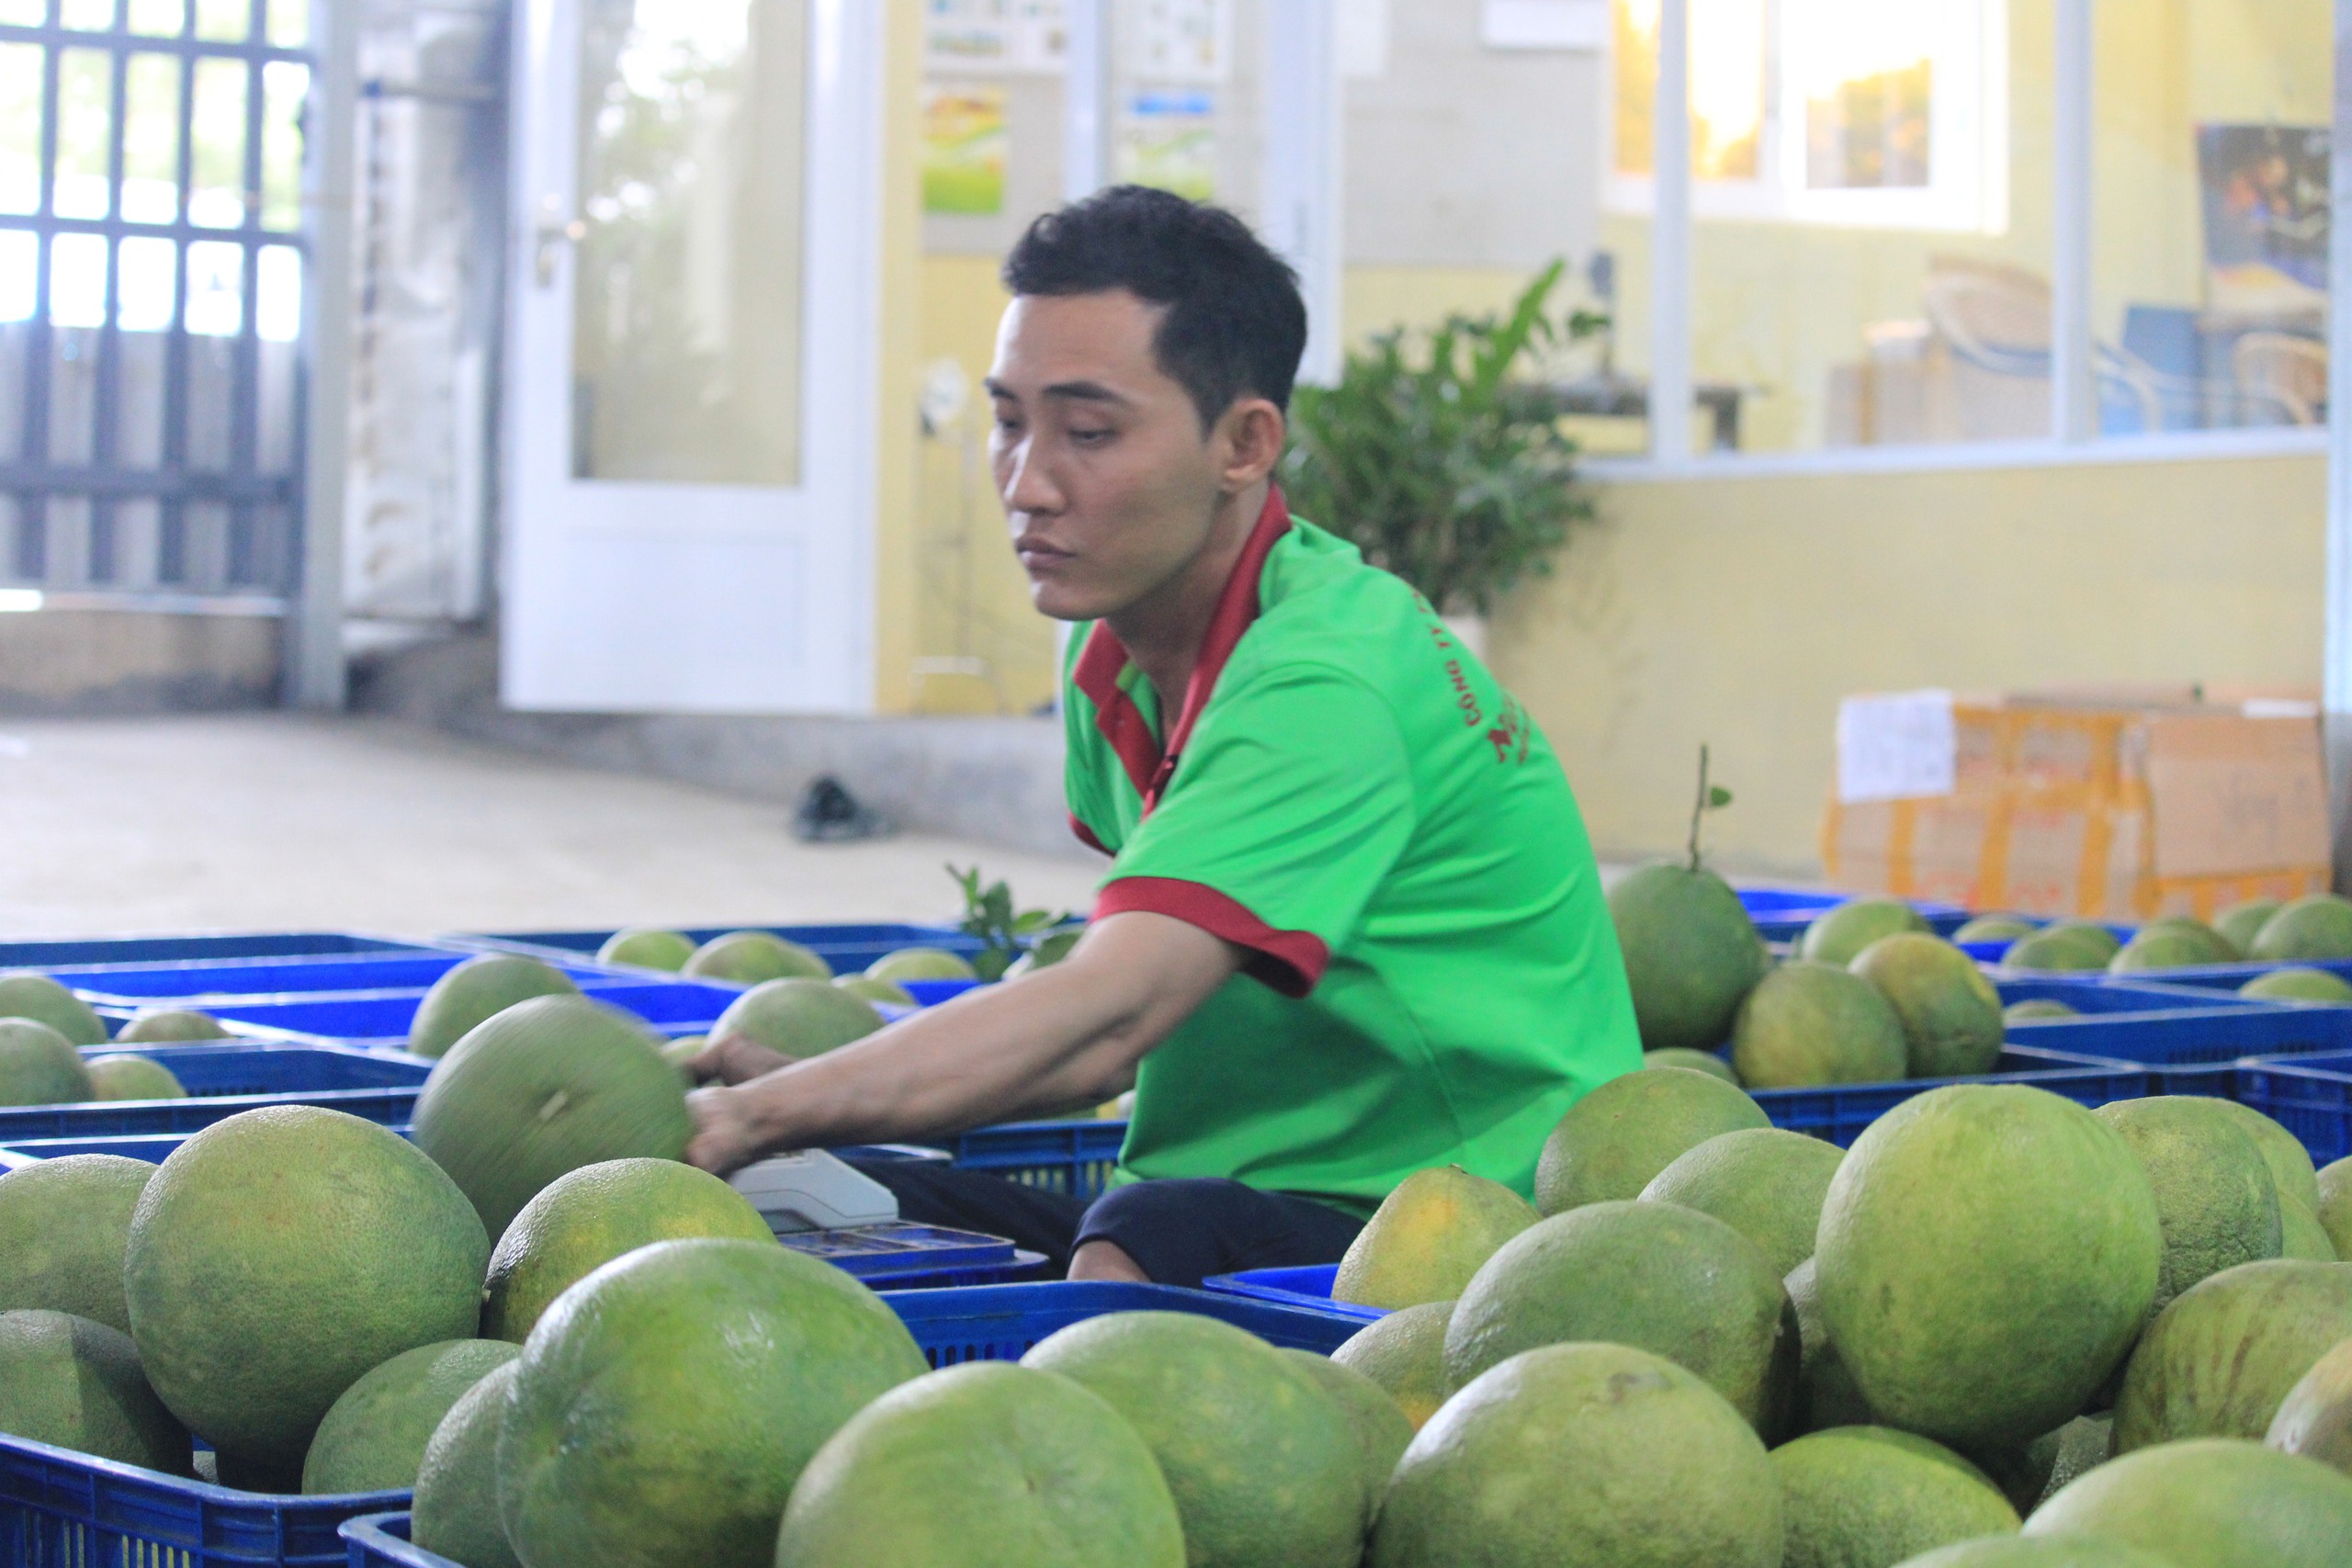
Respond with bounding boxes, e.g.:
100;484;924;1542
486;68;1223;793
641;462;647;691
1822;690;2330;919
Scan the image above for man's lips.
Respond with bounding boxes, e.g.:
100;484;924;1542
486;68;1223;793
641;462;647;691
1016;537;1073;573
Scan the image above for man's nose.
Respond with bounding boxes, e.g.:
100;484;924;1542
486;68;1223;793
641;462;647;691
1000;439;1063;515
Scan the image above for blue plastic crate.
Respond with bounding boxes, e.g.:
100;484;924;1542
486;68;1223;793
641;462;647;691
0;933;440;970
1734;886;1973;944
884;1280;1367;1364
1955;916;2141;964
1995;976;2352;1066
1749;1045;2148;1146
445;922;988;979
947;1119;1127;1200
199;981;746;1048
2084;956;2352;992
343;1514;440;1568
2233;1051;2352;1163
0;1044;432;1143
55;953;609;1005
1202;1263;1382;1325
778;1223;1044;1288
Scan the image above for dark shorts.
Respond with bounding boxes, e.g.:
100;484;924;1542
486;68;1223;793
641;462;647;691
841;1156;1366;1289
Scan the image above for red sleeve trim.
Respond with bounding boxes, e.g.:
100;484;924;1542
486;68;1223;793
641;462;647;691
1094;875;1329;998
1069;813;1114;857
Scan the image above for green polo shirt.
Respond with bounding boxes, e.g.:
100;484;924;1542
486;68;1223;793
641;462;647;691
1063;488;1640;1213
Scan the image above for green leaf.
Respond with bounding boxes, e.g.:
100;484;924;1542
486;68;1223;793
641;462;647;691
1709;786;1733;808
1011;910;1054;934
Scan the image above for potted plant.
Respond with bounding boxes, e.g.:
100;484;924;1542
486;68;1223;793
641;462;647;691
1280;261;1601;659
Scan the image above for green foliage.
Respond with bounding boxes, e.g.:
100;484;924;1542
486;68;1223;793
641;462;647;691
1688;745;1735;872
948;865;1076;983
1280;260;1601;615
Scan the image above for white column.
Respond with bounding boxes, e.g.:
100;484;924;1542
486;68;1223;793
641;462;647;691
2050;0;2098;443
289;0;358;707
1648;0;1692;464
1262;0;1345;386
2325;0;2352;883
1063;0;1111;201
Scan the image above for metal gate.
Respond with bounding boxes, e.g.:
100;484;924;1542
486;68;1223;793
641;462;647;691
0;0;311;606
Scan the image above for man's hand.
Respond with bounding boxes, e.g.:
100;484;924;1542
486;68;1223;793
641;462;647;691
686;1032;793;1086
685;1084;770;1178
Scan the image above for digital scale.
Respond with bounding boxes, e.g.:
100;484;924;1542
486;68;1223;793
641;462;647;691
728;1149;901;1233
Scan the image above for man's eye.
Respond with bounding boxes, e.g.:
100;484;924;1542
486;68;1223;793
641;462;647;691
1070;427;1114;446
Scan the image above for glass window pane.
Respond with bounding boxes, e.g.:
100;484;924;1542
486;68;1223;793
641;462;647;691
60;0;113;28
266;0;301;48
184;236;239;333
51;231;107;325
571;0;807;486
189;55;245;226
254;239;293;338
193;0;243;41
116;232;172;327
0;43;42;215
259;58;300;229
127;0;183;36
1107;0;1261;215
0;1;44;24
1613;0;1767;181
121;51;178;221
53;48;114;220
2093;0;2330;435
0;229;35;320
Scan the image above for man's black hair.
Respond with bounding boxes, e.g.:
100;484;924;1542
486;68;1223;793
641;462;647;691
1001;185;1307;433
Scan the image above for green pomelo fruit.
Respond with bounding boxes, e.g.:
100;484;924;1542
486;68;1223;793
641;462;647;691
412;1359;521;1568
1816;1085;2163;1449
1849;935;2006;1078
1532;1066;1768;1213
2110;925;2236;972
407;955;579;1060
0;1019;93;1106
1731;961;1909;1090
123;1106;488;1471
2024;1436;2352;1568
834;976;914;1008
865;948;978;984
684;931;830;984
1644;1046;1740;1082
1898;1537;2180;1568
499;1238;926;1568
660;1034;706;1081
2215;899;2284;956
2005;1000;2080;1022
1772;1425;2021;1568
1608;863;1769;1053
0;973;106;1044
0;1154;154;1333
114;1009;230;1043
2241;968;2352;1004
1280;1348;1413;1523
595;929;695;972
2317;1157;2352;1259
1005;930;1081;977
0;1309;187;1474
1955;917;2038;945
2095;1097;2283;1314
1444;1199;1798;1435
2266;1334;2352;1474
301;1337;517;1495
1803;900;1934;966
2113;1258;2352;1450
2031;1416;2114;1511
1640;1126;1845;1279
2282;1201;2336;1261
1967;1425;2066;1517
2187;1099;2319;1214
1369;1341;1784;1568
1787;1256;1877;1435
1022;1311;1365;1568
710;979;883;1061
1330;1300;1452;1430
85;1055;187;1101
2004;927;2117;974
775;1360;1184;1568
481;1157;776;1341
2252;895;2352;963
1334;1165;1540;1311
410;995;692;1242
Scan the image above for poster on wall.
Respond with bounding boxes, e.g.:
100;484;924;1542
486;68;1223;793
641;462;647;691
1126;0;1230;84
924;0;1066;74
2198;124;2329;314
922;82;1009;215
1117;89;1217;199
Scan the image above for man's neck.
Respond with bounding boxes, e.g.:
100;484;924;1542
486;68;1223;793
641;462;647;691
1106;479;1271;729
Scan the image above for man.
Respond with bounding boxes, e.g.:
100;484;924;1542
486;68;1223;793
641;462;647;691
686;186;1639;1286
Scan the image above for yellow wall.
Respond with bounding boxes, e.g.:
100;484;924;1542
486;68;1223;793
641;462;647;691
1495;451;2325;874
871;4;926;716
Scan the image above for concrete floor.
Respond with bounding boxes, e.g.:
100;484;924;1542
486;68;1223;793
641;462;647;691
0;715;1103;940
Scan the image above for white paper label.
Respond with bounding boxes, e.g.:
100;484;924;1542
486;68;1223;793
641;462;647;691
1838;690;1958;804
1480;0;1608;51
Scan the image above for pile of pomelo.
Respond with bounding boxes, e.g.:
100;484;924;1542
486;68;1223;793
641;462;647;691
0;971;205;1106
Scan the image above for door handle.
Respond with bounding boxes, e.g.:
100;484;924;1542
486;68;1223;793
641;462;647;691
533;203;587;288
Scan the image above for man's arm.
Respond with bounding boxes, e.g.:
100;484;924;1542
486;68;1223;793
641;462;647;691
682;910;1240;1175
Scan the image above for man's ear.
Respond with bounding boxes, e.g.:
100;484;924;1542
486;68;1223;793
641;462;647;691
1216;398;1287;493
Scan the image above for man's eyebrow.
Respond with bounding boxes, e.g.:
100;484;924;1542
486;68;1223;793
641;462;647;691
983;377;1134;406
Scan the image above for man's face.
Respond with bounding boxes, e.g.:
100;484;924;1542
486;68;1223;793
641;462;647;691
986;290;1229;622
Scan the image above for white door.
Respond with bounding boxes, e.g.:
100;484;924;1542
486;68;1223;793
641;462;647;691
503;0;882;713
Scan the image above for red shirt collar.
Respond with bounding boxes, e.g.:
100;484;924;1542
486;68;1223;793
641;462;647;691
1072;485;1293;812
